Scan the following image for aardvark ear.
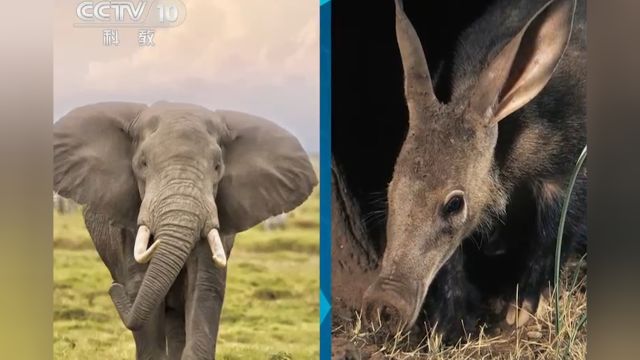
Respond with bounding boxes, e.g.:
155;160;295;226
215;110;317;235
53;102;147;227
470;0;576;124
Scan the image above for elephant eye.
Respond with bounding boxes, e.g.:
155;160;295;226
214;163;220;171
140;158;147;168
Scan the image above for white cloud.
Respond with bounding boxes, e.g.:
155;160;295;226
54;0;319;151
81;0;317;89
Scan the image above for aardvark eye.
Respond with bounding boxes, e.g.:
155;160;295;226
442;191;465;216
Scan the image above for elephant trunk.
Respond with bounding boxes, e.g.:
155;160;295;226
110;191;206;331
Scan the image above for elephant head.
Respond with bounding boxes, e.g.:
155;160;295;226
53;101;317;330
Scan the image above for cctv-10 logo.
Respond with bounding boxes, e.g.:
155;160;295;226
75;0;186;27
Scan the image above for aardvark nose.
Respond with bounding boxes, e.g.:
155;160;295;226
362;278;416;333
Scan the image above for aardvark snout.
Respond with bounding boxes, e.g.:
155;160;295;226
362;277;420;333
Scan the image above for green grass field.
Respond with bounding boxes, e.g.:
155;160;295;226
53;186;319;359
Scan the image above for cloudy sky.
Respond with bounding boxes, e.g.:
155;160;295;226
54;0;319;152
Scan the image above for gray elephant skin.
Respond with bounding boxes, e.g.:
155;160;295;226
53;101;317;359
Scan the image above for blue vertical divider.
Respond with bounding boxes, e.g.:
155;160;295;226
319;0;332;359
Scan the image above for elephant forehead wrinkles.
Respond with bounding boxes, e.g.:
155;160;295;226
159;116;207;133
138;106;210;129
145;121;212;151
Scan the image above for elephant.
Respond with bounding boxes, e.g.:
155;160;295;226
53;101;317;359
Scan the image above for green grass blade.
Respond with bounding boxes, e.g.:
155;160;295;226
554;146;587;335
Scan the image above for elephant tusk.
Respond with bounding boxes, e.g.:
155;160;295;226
207;228;227;268
134;225;161;264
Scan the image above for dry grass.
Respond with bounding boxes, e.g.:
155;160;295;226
333;258;586;359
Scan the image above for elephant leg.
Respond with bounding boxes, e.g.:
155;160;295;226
181;235;234;360
83;208;127;283
131;301;167;360
166;307;186;360
166;272;187;360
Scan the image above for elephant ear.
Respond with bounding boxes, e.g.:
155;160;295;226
53;102;147;227
216;110;317;234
